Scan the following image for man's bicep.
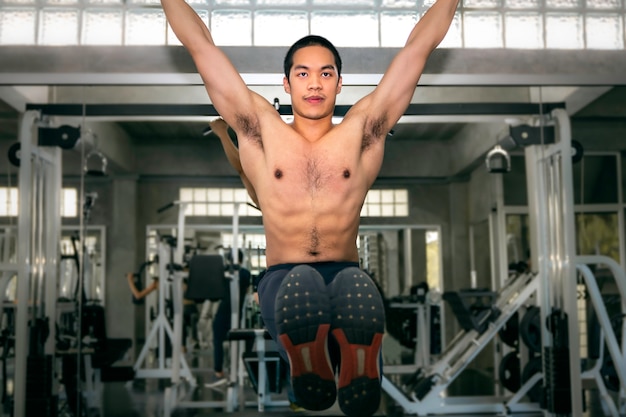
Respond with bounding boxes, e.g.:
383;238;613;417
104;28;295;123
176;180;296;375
369;50;428;127
195;47;256;125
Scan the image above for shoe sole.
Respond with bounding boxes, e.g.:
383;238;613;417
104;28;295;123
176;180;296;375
328;268;385;417
275;265;336;411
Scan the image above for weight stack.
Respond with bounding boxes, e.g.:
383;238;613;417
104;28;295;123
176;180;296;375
544;311;572;415
26;355;57;417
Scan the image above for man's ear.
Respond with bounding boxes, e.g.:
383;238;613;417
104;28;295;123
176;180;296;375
283;76;291;94
336;75;343;94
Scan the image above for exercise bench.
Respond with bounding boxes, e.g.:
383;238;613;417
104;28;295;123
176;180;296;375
227;328;289;412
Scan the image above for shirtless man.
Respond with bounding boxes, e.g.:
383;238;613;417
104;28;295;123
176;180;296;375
162;2;458;415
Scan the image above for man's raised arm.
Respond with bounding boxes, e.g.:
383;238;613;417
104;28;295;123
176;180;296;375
364;0;460;130
161;0;256;126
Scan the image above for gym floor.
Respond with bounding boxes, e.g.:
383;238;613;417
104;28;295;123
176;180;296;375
4;346;612;416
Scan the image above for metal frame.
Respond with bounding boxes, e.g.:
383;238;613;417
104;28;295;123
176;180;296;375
13;110;63;417
524;108;582;415
133;201;194;384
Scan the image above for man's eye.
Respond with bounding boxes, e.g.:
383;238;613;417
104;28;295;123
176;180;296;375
298;72;307;77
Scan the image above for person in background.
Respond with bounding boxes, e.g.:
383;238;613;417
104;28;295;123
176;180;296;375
208;249;251;385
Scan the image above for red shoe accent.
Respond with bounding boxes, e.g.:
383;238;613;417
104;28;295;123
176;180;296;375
332;329;383;388
279;324;334;380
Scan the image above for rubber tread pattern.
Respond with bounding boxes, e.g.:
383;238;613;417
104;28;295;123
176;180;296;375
275;265;336;411
328;268;385;417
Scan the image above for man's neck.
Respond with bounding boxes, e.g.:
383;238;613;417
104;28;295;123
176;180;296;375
290;114;334;142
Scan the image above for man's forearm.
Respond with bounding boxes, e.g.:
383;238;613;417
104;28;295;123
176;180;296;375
161;0;214;51
406;0;459;52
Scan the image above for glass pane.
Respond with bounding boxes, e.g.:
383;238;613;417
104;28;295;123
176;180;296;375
426;230;440;290
311;11;379;47
573;154;618;204
208;188;220;201
395;189;408;203
382;0;419;7
545;13;583;48
464;0;501;7
505;12;543;48
396;205;408;216
381;204;395;216
39;8;79;45
585;0;622;8
193;203;207;215
254;10;308;46
438;12;463;47
2;0;36;4
222;203;235;216
0;9;36;44
257;0;307;4
127;0;160;4
43;0;79;5
463;11;503;47
180;188;192;201
234;188;247;202
82;9;123;45
86;0;124;5
585;14;624;49
576;212;620;263
208;203;221;215
313;0;374;4
368;205;381;216
381;11;418;47
505;0;541;8
212;10;252;45
216;0;251;4
221;188;234;201
126;9;167;45
546;0;581;8
62;188;77;217
193;188;207;202
367;189;380;203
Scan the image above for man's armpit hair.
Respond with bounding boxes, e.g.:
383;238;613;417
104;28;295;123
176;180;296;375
361;115;387;152
235;113;263;148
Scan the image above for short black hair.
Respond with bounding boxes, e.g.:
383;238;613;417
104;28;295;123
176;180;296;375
283;35;342;81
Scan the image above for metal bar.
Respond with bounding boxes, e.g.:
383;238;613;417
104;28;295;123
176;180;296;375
25;102;566;118
14;110;40;417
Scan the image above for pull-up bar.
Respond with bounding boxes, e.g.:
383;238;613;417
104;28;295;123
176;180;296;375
25;102;566;117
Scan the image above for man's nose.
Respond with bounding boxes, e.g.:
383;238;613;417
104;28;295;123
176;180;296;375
308;75;321;89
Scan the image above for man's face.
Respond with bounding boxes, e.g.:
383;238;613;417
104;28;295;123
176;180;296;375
283;45;342;121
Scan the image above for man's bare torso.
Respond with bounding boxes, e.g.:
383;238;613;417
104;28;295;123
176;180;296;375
238;112;384;267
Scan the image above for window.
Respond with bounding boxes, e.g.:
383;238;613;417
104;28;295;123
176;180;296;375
361;189;409;217
179;187;261;217
1;0;623;49
0;187;78;217
180;187;409;218
0;187;18;216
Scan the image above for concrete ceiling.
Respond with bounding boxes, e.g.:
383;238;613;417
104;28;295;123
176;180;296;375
1;46;625;180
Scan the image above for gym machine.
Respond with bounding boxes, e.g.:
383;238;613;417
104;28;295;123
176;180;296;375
133;201;195;384
383;108;622;416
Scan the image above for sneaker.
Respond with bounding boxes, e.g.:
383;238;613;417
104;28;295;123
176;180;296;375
205;372;227;389
289;401;306;412
328;268;385;417
275;265;336;411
